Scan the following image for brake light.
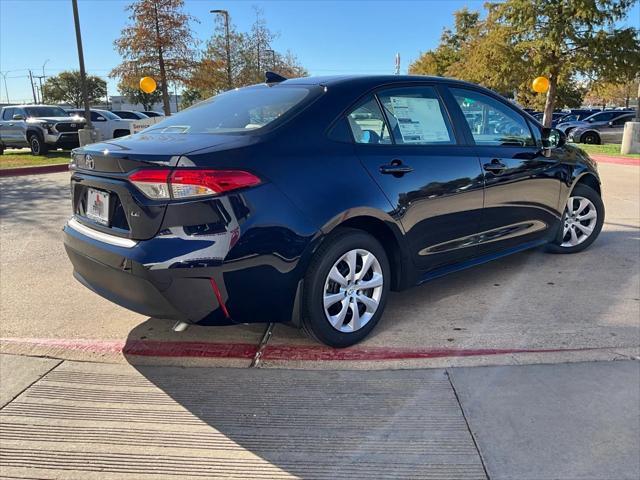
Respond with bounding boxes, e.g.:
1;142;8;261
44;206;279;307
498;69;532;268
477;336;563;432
128;169;171;199
128;168;261;200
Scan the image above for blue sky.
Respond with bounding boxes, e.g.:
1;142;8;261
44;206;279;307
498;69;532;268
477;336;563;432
1;0;638;103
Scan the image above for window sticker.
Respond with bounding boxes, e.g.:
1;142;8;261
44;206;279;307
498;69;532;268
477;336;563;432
389;97;451;143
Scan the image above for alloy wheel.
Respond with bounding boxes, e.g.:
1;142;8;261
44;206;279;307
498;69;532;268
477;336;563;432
31;137;40;155
561;196;598;247
323;248;383;332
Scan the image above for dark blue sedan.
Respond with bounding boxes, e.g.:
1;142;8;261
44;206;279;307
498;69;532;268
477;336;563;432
63;75;604;347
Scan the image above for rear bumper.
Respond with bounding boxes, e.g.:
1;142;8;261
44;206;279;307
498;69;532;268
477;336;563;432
62;181;319;326
63;220;231;325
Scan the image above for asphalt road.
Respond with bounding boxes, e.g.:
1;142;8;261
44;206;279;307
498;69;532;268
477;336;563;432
0;162;638;368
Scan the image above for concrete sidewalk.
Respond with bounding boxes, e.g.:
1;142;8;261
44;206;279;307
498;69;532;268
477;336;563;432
1;355;638;479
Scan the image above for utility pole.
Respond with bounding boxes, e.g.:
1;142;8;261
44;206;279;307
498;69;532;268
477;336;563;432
211;10;232;90
35;75;46;104
71;0;94;146
394;53;401;75
39;59;49;104
28;70;37;103
0;72;10;103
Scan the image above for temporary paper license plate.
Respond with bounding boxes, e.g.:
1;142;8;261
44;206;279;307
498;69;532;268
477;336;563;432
86;188;110;225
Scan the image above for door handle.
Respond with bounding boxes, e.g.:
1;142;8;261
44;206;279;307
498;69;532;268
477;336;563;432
483;159;507;173
380;160;413;176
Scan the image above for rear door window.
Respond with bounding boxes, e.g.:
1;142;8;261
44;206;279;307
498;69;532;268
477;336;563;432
2;108;14;120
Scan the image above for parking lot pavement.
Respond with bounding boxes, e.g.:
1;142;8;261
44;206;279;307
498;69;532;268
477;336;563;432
1;356;637;479
0;358;488;479
0;163;638;368
0;354;60;408
449;360;640;480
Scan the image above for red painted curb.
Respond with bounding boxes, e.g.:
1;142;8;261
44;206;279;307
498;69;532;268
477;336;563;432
590;154;639;167
0;163;69;177
0;337;597;361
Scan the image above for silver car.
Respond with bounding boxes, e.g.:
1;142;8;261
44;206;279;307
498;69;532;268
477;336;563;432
568;113;635;144
556;110;634;135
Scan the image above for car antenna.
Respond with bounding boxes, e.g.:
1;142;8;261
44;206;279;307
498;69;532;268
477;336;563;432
265;71;287;84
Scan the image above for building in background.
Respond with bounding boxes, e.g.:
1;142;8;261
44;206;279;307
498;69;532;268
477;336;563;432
108;94;181;114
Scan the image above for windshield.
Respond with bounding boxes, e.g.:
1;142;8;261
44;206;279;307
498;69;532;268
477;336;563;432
146;85;312;134
25;106;69;118
101;110;120;120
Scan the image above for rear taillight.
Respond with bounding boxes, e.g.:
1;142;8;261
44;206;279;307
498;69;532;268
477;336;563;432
128;168;261;200
128;169;171;199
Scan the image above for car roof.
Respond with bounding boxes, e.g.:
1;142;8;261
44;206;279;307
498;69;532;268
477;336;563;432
278;74;474;89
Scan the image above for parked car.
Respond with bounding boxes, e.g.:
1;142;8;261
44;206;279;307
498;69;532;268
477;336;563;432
0;105;85;155
112;110;149;120
557;109;634;135
67;109;133;140
63;75;604;347
142;111;165;118
568;112;635;144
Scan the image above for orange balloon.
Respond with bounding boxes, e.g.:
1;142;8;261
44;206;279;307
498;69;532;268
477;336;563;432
139;76;157;94
532;76;550;93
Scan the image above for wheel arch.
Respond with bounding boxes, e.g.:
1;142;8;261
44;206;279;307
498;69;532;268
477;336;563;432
321;213;409;292
573;171;601;196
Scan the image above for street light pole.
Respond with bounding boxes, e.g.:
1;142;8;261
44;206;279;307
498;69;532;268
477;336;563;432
211;10;232;90
71;0;94;146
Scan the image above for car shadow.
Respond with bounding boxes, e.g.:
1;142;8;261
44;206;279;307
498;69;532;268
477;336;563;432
122;227;638;477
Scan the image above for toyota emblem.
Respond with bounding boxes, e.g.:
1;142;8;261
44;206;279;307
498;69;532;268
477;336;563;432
85;154;95;170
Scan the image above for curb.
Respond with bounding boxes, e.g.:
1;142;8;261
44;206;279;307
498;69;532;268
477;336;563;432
590;154;639;167
0;163;69;177
0;337;599;361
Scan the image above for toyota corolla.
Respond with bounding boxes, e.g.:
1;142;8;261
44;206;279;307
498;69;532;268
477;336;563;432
63;74;604;347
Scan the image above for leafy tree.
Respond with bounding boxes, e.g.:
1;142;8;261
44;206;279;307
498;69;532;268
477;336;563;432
42;70;106;107
586;78;640;108
180;87;203;109
185;8;307;101
481;0;640;126
110;0;198;115
117;80;163;111
409;9;480;77
410;1;639;125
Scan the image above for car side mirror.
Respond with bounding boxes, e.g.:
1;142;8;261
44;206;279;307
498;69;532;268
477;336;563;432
542;127;566;150
12;114;24;121
607;121;614;127
96;117;106;122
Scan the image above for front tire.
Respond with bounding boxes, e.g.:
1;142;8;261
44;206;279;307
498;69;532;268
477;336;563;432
28;134;49;156
546;184;604;254
301;228;390;348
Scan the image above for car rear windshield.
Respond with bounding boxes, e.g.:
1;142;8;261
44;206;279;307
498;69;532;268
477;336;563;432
24;106;69;118
145;85;314;135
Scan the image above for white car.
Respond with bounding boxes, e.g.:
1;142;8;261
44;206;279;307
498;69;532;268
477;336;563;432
67;109;133;140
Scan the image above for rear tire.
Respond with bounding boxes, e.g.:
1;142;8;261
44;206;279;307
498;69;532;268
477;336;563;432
28;133;49;156
581;132;600;145
301;228;390;348
546;184;604;254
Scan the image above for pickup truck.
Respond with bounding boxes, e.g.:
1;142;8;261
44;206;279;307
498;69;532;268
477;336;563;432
66;108;133;140
0;105;85;155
